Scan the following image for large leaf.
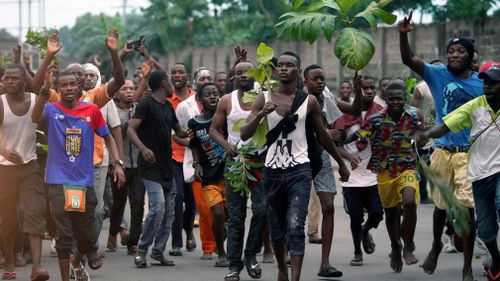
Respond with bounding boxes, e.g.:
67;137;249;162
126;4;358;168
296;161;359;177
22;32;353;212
276;12;337;44
252;121;268;148
246;68;266;84
354;1;397;28
302;0;341;12
232;119;246;133
256;42;274;65
334;28;375;70
242;90;261;104
336;0;356;15
293;0;305;10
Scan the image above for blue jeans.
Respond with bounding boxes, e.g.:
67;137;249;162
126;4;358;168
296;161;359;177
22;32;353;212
472;172;500;243
226;172;267;270
264;163;312;256
138;178;176;256
171;161;195;249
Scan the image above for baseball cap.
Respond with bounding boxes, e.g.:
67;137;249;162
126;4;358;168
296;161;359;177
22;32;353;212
478;64;500;81
479;61;500;73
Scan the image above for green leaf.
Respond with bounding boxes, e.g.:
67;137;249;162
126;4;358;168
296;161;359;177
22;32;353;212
354;1;397;27
246;68;266;84
377;0;393;8
336;0;356;15
246;172;257;181
302;0;340;12
256;42;274;65
276;12;337;44
334;28;375;70
242;90;261;104
405;77;417;101
293;0;305;10
251;121;268;148
231;119;247;133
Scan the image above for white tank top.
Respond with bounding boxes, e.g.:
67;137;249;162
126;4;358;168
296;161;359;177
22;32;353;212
0;93;38;165
265;93;309;169
227;90;251;146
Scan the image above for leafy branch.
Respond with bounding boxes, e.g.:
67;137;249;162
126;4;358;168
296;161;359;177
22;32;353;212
224;143;264;196
276;0;397;70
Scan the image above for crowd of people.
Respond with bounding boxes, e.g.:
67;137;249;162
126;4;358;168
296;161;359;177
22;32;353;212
0;11;499;281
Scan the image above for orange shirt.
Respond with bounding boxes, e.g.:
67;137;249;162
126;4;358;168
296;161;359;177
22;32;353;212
168;88;195;163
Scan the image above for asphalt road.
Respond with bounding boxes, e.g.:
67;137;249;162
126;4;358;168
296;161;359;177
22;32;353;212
11;195;490;281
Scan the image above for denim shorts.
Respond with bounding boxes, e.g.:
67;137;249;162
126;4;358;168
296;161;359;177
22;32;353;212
313;150;337;194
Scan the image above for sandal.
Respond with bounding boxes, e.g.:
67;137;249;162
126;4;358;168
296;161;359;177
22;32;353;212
30;269;50;281
70;262;89;281
186;239;197;252
362;232;376;254
168;248;182;257
245;258;262;279
1;272;16;280
150;254;175;266
317;266;343;277
215;256;229;267
106;235;117;252
224;270;240;281
487;267;500;281
87;253;103;270
134;251;147;268
350;256;363;266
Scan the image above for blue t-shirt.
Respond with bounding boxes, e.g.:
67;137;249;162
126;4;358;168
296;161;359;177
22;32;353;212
44;102;110;187
423;63;483;147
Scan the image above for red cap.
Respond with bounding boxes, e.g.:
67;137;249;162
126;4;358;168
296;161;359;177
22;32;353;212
479;61;500;73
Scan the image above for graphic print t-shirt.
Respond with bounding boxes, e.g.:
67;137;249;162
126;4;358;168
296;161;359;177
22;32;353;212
423;64;483;147
188;117;225;185
44;101;110;187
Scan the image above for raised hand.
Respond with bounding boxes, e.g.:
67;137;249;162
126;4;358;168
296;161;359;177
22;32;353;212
105;27;119;51
12;44;21;64
47;32;62;56
397;10;413;35
123;40;134;54
23;54;31;68
140;60;153;78
234;45;247;64
353;71;363;92
138;44;150;58
93;54;101;69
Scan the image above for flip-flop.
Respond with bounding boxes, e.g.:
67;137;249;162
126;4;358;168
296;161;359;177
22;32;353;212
30;269;50;281
487;267;500;281
186;239;197;252
87;252;103;270
1;271;16;280
150;255;175;266
318;266;343;277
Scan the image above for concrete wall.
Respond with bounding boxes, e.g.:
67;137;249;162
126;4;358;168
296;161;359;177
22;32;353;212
159;17;500;88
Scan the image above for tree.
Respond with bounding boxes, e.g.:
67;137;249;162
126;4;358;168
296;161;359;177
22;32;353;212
432;0;498;22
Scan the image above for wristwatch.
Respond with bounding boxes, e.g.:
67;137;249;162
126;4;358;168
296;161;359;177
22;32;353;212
114;159;125;167
192;160;199;168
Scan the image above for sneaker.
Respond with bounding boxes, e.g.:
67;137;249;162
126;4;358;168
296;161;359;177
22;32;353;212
134;251;147;268
201;252;213;260
442;235;457;253
50;239;57;257
308;235;322;244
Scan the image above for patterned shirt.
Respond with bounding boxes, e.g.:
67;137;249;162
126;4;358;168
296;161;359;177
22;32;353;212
356;106;423;177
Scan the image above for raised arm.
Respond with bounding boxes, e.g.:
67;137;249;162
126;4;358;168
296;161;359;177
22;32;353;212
209;95;237;155
133;61;153;102
32;72;52;123
104;27;125;96
33;33;62;94
398;11;425;77
337;72;363;116
138;45;164;72
308;97;350;182
240;94;275;141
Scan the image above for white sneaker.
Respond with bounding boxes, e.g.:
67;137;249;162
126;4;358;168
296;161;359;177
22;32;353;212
442;235;457;253
50;239;57;257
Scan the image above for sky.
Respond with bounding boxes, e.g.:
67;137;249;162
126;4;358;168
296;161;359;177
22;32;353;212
0;0;150;41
